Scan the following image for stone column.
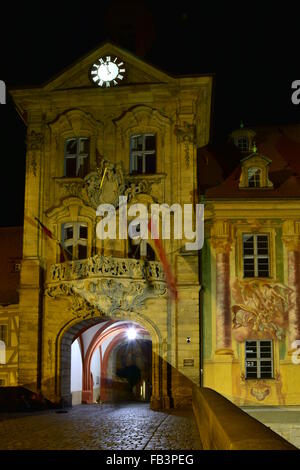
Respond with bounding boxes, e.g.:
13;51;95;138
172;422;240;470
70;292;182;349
211;221;233;354
282;221;300;351
161;338;170;409
18;114;45;392
150;348;161;410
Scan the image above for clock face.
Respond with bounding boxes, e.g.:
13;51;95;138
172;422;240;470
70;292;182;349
90;56;126;87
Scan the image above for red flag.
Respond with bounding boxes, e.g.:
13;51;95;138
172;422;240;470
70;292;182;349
34;217;53;239
148;219;178;301
34;217;70;261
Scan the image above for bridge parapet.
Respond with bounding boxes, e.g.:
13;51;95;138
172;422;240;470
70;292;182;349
192;386;297;450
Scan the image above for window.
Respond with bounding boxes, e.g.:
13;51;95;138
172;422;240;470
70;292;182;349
62;222;88;260
248;167;262;187
0;325;7;344
130;134;156;174
236;136;249;152
64;138;90;177
245;340;273;379
243;234;270;278
0;379;5;386
129;232;156;261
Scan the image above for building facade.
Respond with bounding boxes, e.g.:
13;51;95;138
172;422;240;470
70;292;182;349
2;43;300;410
200;124;300;405
5;43;212;408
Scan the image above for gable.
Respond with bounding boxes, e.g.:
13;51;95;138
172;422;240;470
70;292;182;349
239;152;273;189
43;42;174;91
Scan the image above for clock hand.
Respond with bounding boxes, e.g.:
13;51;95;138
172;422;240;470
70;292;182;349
105;61;111;75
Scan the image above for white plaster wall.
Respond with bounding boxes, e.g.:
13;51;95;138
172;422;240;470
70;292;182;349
91;347;100;401
71;339;82;405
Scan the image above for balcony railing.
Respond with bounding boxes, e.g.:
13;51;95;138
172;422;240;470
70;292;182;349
49;255;165;284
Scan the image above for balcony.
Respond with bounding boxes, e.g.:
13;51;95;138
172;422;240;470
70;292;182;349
46;255;167;318
49;255;165;283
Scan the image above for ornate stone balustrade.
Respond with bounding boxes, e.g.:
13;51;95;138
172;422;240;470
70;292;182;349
46;256;167;319
49;255;165;283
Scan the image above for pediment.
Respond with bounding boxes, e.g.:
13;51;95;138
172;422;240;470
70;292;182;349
43;42;174;91
241;152;272;167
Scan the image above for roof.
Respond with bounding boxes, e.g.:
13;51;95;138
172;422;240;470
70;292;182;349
200;124;300;199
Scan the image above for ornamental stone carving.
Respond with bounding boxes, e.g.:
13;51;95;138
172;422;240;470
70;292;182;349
174;121;196;169
72;278;166;316
46;277;166;318
84;159;125;209
49;255;165;283
46;254;166;318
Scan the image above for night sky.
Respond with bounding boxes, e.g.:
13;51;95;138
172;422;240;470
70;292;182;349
0;1;299;226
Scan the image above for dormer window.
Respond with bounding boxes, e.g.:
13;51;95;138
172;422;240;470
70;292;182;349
239;150;273;190
248;167;261;188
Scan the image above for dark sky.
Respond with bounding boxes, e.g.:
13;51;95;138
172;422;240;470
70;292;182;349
0;0;299;226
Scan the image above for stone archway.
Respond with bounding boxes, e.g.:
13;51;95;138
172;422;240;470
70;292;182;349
77;320;151;404
56;312;168;410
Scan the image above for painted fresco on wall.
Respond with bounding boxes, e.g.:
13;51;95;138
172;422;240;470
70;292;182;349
231;279;292;342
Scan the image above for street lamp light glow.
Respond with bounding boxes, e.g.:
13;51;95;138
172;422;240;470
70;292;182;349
127;327;137;341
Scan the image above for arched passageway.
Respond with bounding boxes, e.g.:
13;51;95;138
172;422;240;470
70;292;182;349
67;319;152;405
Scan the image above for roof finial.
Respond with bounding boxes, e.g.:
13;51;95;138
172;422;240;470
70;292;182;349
252;141;257;153
240;120;244;129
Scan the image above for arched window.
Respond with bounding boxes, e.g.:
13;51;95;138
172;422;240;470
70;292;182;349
248;167;261;188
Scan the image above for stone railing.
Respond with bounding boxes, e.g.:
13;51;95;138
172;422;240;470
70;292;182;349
192;386;297;450
48;255;165;284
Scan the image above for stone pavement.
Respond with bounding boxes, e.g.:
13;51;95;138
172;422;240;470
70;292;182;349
0;402;202;450
242;406;300;449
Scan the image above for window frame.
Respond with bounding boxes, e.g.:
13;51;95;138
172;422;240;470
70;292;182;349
245;340;274;379
62;222;88;260
64;137;90;178
248;167;262;188
236;136;249;152
130;133;156;175
242;233;270;278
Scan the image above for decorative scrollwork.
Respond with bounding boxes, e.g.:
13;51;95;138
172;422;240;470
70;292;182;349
46;276;166;319
49;255;165;283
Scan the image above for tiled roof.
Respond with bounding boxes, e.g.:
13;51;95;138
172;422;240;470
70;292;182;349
201;125;300;199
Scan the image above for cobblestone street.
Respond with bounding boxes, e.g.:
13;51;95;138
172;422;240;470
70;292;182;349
0;403;202;450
